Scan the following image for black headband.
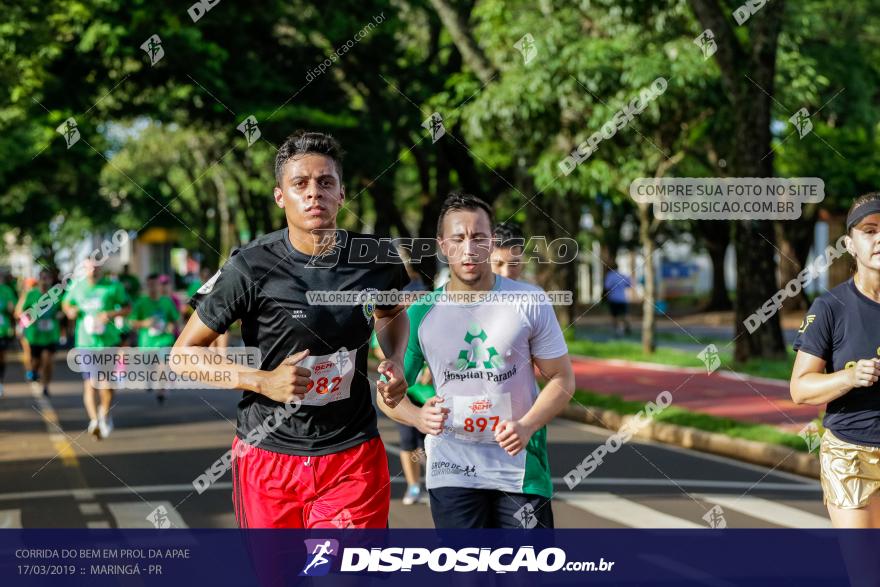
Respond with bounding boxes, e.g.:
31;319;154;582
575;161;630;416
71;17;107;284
847;200;880;232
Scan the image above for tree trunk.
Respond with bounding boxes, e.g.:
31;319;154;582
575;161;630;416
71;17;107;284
689;0;787;361
826;212;851;287
591;199;628;277
698;220;732;311
775;216;817;311
426;0;497;85
729;94;786;360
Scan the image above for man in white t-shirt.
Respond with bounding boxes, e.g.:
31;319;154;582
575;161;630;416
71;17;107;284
377;192;575;528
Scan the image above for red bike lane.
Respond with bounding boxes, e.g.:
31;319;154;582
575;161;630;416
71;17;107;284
570;356;821;431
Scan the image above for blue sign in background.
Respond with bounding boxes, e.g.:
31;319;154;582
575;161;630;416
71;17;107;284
2;529;879;586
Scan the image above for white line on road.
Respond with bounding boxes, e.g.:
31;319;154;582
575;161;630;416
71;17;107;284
78;502;102;516
560;493;703;528
108;501;189;529
697;494;831;528
0;509;22;528
0;476;820;504
382;442;819;491
0;483;232;502
86;521;111;528
552;478;819;491
552;418;819;486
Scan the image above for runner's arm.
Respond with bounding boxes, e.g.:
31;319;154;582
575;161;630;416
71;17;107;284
790;350;878;405
61;299;78;320
102;307;130;319
13;291;27;320
171;310;310;401
375;393;420;425
374;304;410;405
373;304;409;365
375;391;446;435
518;353;575;434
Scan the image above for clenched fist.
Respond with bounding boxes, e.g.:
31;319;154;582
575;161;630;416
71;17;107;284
257;349;312;403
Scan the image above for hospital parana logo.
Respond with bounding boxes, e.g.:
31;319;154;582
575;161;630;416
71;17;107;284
300;538;339;577
456;322;504;370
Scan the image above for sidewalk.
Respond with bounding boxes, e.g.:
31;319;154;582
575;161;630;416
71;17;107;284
570;355;818;432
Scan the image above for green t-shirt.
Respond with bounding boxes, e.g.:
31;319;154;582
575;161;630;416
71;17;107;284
63;278;129;348
131;295;179;348
0;283;15;338
119;274;141;300
21;288;61;345
186;279;203;299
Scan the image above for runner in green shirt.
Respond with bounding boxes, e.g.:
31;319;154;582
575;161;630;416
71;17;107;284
62;259;130;439
183;267;213;320
0;273;17;398
130;274;180;404
118;264;141;300
116;266;141;346
15;270;62;396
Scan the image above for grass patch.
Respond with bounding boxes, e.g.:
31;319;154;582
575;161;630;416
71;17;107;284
566;337;795;381
572;389;810;452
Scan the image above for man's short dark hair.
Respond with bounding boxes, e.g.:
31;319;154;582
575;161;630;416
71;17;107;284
493;222;526;250
147;273;160;281
437;191;494;236
274;130;345;186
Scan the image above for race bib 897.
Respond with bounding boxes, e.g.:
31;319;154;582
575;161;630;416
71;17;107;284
452;393;512;443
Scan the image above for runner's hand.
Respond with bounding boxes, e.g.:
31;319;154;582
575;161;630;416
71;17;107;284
495;419;536;457
849;358;880;388
258;349;312;403
417;396;449;435
377;358;407;407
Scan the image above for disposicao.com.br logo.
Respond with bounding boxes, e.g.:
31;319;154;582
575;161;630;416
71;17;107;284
299;539;615;574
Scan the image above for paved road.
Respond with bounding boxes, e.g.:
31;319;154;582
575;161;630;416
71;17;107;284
0;356;827;529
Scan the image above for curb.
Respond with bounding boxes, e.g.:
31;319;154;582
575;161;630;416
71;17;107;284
560;403;820;479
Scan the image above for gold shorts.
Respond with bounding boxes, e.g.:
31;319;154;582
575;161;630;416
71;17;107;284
820;430;880;509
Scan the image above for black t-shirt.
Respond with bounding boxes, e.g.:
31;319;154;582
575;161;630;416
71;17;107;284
792;278;880;446
191;228;408;455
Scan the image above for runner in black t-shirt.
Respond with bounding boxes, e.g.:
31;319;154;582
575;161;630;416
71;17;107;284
172;131;410;528
791;192;880;528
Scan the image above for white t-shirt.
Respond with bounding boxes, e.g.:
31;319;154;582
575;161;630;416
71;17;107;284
403;276;568;497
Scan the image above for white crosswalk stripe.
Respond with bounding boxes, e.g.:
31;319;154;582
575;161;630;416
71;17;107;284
0;509;22;529
560;493;703;528
697;494;831;528
107;501;189;529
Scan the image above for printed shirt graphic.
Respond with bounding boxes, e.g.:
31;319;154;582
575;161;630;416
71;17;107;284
21;288;61;345
62;278;128;348
0;283;18;338
792;278;880;446
131;295;180;348
404;276;568;498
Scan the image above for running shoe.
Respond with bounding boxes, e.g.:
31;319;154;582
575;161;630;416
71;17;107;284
88;419;100;439
98;415;114;439
402;484;422;505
